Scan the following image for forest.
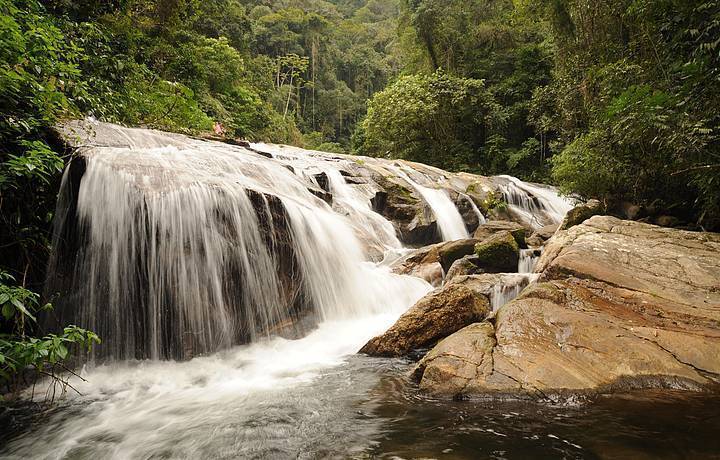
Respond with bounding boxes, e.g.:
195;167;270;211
1;0;719;392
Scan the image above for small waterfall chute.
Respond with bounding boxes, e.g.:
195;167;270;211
497;175;574;229
387;164;469;241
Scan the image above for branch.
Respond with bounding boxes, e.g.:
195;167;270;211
670;164;720;176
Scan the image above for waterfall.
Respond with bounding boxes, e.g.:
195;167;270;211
46;124;430;361
497;175;574;230
388;165;469;241
489;274;540;311
518;248;542;273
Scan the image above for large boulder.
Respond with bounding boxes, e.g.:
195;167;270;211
473;220;526;247
414;216;720;398
473;231;520;273
359;283;490;357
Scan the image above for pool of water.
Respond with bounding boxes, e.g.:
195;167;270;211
1;352;719;460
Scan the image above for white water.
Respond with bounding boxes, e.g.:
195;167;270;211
497;175;574;230
489;274;540;311
46;123;430;362
388;165;469;241
519;248;542;274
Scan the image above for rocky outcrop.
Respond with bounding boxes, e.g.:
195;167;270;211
360;283;490;357
559;199;604;230
473;220;526;247
413;216;720;398
473;231;519;273
371;176;438;245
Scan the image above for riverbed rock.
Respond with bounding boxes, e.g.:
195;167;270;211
359;283;490;357
445;255;484;282
559;199;604;230
371;177;438;245
473;231;519;273
526;223;558;247
438;238;480;272
414;216;720;398
473;220;526;247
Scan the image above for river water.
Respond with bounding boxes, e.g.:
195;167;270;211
2;349;719;459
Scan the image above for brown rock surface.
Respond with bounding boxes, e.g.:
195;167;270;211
360;283;490;357
414;216;720;397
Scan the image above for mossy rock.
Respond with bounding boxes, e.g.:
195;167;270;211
473;221;527;248
473;230;519;273
560;199;604;230
437;239;479;272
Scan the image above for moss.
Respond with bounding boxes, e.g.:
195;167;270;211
474;231;519;272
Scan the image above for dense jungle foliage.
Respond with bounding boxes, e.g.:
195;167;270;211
0;0;719;390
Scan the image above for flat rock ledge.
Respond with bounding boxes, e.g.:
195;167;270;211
412;216;720;399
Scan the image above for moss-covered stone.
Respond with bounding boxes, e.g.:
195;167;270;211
437;239;479;272
473;230;519;272
559;199;604;230
473;221;527;248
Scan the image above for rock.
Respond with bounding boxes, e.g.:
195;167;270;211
371;177;438;245
415;216;720;398
359;283;490;357
654;215;681;228
437;238;480;272
390;243;444;287
526;224;558;247
473;220;526;247
473;231;519;273
617;201;645;220
455;195;483;234
413;322;497;395
445;255;483;282
559;199;603;230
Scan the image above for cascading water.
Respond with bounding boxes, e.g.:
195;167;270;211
519;248;542;273
497;175;574;230
388;164;469;241
489;274;540;311
44;123;430;362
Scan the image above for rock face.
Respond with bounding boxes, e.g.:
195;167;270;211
473;231;520;273
445;255;484;282
360;283;490;357
414;216;720;397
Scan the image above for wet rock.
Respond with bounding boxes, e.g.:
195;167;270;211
371;176;438;245
390;244;444;287
359;283;490;357
559;199;603;230
413;322;498;395
455;194;483;234
415;216;720;398
526;224;558;247
473;231;519;273
473;220;526;248
437;238;480;272
445;255;484;282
